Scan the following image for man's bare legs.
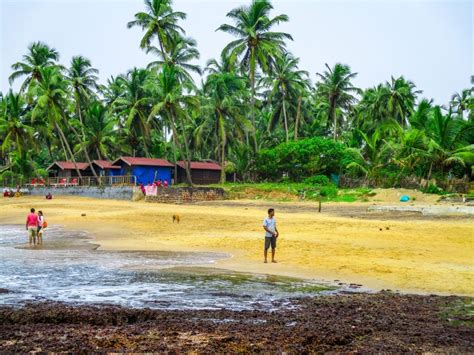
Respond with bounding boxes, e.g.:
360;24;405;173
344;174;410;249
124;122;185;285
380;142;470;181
264;248;276;263
271;248;277;263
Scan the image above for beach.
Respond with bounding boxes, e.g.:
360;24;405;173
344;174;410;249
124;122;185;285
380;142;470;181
0;193;472;296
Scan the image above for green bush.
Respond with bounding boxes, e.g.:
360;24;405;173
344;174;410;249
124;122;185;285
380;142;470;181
421;184;445;195
304;175;330;186
319;184;338;197
256;137;354;181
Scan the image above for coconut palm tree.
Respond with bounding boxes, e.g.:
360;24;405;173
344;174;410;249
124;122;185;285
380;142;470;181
66;55;100;178
80;102;118;160
127;0;186;61
315;63;359;140
217;0;292;151
9;41;60;93
30;66;83;177
198;72;251;183
384;76;421;128
260;53;310;142
147;33;201;83
205;51;238;75
148;64;197;184
451;89;472;118
0;91;35;155
112;68;153;157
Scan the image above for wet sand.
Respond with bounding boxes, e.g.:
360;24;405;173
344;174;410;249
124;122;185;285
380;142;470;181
0;195;473;295
0;294;472;352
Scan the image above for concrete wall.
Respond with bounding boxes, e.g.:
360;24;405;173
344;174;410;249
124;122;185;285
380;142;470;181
145;187;225;204
28;186;136;200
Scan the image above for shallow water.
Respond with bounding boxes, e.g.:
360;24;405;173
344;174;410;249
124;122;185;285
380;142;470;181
0;225;337;310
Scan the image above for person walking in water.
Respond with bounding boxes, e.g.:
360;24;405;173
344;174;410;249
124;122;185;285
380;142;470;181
263;208;279;263
37;210;45;245
26;208;38;246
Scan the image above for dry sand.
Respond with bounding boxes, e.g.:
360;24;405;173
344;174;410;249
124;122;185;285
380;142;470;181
0;194;472;296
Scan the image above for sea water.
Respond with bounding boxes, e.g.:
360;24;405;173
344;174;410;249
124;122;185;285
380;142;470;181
0;225;335;310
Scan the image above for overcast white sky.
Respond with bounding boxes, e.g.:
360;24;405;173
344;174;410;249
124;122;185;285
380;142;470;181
1;0;472;104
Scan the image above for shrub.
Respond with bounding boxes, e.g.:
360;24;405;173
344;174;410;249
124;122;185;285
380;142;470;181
304;175;330;186
421;184;445;195
319;184;338;197
256;137;353;181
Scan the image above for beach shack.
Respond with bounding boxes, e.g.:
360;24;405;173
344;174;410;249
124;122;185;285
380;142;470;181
46;161;91;178
90;160;121;177
112;156;174;185
176;161;221;185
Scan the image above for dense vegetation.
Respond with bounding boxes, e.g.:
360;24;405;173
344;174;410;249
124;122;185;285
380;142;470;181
1;0;473;186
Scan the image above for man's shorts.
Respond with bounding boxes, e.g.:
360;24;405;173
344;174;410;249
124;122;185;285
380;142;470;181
28;226;37;238
264;236;277;250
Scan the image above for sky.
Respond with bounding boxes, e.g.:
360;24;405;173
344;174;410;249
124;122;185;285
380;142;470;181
0;0;472;105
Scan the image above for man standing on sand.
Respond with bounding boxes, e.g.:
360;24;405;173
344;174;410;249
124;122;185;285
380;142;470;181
26;208;38;246
263;208;279;263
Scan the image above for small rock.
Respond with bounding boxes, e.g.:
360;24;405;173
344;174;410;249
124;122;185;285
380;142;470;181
81;213;86;217
0;288;11;294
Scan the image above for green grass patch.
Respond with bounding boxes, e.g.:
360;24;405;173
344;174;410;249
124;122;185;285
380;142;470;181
209;182;376;203
441;298;474;327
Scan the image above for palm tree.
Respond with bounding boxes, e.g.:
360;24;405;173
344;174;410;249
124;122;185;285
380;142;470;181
385;76;421;127
217;0;292;151
112;68;153;157
80;102;118;160
9;41;60;92
147;33;201;83
148;64;197;184
260;53;310;142
66;55;100;178
205;51;238;75
127;0;186;61
0;91;35;155
451;89;471;118
199;72;251;183
29;66;83;177
315;63;359;140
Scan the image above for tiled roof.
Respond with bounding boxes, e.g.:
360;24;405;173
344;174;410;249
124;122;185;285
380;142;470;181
177;161;221;171
92;160;120;169
47;161;89;171
112;156;174;168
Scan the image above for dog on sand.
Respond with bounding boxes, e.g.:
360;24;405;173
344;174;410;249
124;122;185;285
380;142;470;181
172;214;180;224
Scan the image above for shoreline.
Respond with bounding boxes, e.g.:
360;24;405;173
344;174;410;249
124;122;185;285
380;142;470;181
0;195;473;296
1;293;472;352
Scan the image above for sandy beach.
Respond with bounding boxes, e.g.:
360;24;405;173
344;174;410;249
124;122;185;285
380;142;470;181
0;193;472;296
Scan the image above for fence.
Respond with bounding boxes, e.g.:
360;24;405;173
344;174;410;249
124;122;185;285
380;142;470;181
10;175;137;188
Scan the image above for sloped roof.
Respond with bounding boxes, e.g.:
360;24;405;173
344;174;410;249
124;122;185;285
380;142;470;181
112;156;174;168
46;161;89;171
91;160;120;169
177;161;221;171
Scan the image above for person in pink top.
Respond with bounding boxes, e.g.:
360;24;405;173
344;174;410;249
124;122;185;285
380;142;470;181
25;208;38;246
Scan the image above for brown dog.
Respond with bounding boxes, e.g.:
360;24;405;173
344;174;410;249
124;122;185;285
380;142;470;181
172;214;180;224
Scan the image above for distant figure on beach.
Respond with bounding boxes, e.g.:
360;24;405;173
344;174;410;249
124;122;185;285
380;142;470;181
26;208;38;246
3;189;9;197
45;192;53;200
37;210;45;245
263;208;279;263
163;180;168;187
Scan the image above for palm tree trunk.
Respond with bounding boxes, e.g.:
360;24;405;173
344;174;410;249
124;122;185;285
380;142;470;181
219;116;226;184
55;122;82;178
294;96;302;140
63;114;98;180
169;111;192;185
176;113;193;186
172;133;178;183
282;99;289;143
96;147;103;161
249;51;258;152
